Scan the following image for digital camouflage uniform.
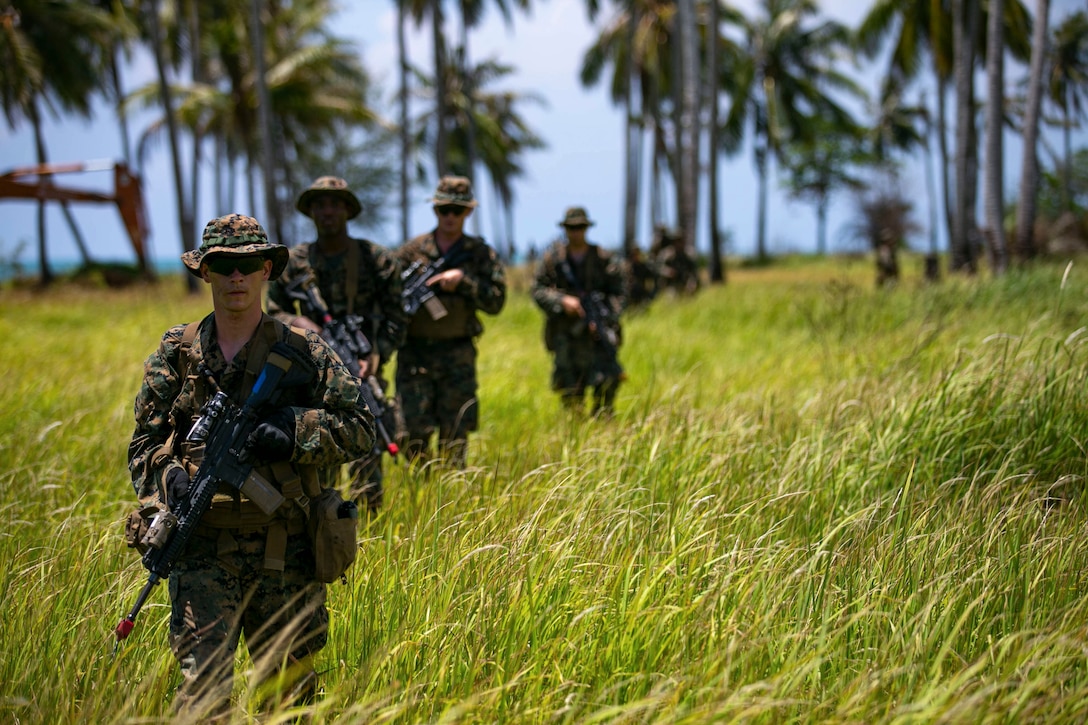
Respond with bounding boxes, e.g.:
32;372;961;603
267;177;408;510
395;177;506;468
129;214;374;718
531;209;627;415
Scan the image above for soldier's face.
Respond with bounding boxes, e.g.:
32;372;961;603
202;255;272;314
310;195;349;235
564;225;588;245
435;204;470;235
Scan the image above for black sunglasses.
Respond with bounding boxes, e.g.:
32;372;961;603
435;205;466;217
206;255;266;276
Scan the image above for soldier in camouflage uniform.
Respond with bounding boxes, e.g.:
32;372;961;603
267;176;407;512
129;214;374;719
394;176;506;468
531;206;628;416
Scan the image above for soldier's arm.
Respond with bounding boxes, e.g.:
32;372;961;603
456;243;506;316
530;251;567;315
372;245;409;358
288;331;376;467
128;328;186;508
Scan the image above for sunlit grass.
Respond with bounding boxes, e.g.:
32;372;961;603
3;256;1088;722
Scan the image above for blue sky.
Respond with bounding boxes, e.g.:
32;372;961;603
0;0;1084;268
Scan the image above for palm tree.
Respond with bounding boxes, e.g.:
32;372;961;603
411;50;544;248
780;117;867;255
580;0;681;256
1046;10;1088;214
397;0;412;244
140;0;197;289
674;0;699;257
722;0;863;263
950;0;982;273
128;0;378;246
0;0;118;284
857;0;1031;262
984;0;1008;274
1016;0;1051;260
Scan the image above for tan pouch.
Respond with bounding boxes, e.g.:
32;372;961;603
306;488;358;583
123;504;161;555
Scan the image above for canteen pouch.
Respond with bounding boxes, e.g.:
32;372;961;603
307;488;358;583
124;504;161;555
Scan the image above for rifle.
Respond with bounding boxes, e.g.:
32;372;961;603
115;342;313;643
283;272;372;368
579;290;625;388
400;245;471;319
282;271;398;458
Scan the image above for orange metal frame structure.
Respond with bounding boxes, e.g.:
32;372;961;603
0;160;151;273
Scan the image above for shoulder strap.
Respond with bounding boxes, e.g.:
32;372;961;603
180;319;206;404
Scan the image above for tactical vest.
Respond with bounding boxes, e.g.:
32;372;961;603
170;314;322;571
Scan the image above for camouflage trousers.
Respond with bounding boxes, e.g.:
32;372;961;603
395;337;478;468
168;528;327;719
550;333;622;415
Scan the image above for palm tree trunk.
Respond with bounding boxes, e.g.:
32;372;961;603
755;146;768;262
250;0;280;244
984;0;1008;274
432;0;448;175
951;0;977;273
147;0;196;291
675;0;698;256
29;99;53;285
189;1;205;248
937;80;954;257
1062;96;1072;213
1015;0;1050;260
622;3;639;258
398;0;410;244
922;93;941;279
706;0;723;283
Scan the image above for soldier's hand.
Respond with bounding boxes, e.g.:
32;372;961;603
358;352;380;378
561;294;585;317
165;466;191;513
428;269;464;292
246;408;296;463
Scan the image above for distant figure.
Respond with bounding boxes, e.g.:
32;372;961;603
625;246;660;309
652;225;700;296
531;206;627;417
394;176;507;468
267;176;407;512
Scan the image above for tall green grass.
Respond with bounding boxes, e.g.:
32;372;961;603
3;256;1088;723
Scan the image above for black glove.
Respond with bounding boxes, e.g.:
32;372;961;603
246;408;296;463
165;466;190;513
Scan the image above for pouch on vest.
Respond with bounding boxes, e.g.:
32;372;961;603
123;503;162;555
306;487;358;583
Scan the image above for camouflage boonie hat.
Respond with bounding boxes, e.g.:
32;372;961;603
296;176;362;219
430;175;478;208
559;206;594;227
181;213;289;278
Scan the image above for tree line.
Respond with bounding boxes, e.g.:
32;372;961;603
1;0;1086;286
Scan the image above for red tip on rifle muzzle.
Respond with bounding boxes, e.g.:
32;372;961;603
387;443;399;456
115;618;135;641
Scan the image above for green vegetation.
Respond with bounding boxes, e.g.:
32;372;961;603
3;256;1088;723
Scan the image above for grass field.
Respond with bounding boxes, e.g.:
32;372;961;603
2;253;1088;723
